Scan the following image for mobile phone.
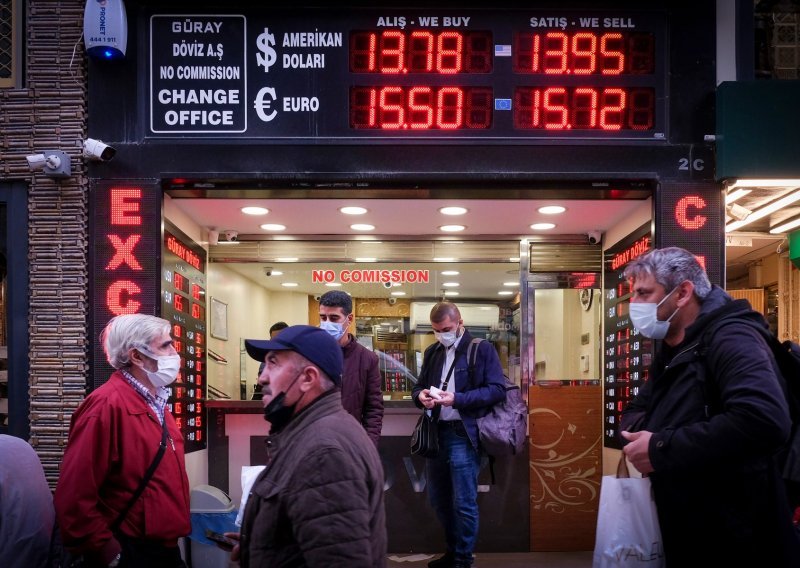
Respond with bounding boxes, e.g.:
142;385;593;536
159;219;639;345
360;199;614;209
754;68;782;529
204;529;236;550
429;386;443;400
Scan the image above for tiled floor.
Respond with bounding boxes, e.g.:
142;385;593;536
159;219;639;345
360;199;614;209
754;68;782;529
387;551;594;568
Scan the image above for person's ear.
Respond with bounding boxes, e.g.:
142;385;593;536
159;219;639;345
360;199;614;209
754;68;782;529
298;365;319;391
675;281;695;307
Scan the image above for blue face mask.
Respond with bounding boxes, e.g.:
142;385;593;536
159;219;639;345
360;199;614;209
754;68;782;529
320;320;347;341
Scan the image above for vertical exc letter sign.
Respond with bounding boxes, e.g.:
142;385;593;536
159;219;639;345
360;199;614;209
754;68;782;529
90;181;161;390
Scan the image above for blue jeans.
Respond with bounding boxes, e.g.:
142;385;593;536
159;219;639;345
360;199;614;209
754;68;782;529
427;422;481;565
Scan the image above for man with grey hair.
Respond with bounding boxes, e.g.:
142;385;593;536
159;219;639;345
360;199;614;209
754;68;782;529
227;325;386;566
54;314;190;567
318;290;383;446
620;247;800;566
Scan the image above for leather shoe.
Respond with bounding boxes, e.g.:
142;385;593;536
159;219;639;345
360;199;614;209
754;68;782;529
428;552;455;568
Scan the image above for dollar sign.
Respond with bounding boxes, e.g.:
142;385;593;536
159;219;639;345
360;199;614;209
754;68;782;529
256;28;276;72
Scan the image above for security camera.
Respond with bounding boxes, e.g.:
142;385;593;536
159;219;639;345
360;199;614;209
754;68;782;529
26;151;71;178
83;138;116;162
388;297;397;305
314;294;322;301
223;230;238;242
383;281;393;289
587;230;602;245
264;267;273;277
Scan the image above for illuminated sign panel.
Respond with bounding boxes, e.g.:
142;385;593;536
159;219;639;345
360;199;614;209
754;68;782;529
603;227;653;449
148;10;667;141
161;224;208;453
91;184;208;452
90;183;161;390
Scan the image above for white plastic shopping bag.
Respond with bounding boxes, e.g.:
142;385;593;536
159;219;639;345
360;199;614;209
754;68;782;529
235;465;266;526
592;457;665;568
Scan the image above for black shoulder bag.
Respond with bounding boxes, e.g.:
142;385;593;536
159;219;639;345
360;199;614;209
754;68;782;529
411;355;457;458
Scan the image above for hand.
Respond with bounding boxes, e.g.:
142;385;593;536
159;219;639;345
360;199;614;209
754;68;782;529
621;430;654;475
418;389;437;409
223;532;241;561
435;391;455;407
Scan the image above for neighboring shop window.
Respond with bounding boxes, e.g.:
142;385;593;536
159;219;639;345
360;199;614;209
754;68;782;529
0;0;20;88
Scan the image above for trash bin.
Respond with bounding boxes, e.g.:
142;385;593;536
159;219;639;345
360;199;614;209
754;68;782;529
189;485;239;568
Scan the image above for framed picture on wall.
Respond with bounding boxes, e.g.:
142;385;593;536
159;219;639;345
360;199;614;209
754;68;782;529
210;297;228;340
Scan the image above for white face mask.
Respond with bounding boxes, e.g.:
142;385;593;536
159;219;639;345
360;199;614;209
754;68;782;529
139;352;181;387
629;287;680;340
434;329;459;348
320;320;347;341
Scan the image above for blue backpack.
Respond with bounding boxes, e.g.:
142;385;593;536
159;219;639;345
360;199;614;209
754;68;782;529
467;338;528;457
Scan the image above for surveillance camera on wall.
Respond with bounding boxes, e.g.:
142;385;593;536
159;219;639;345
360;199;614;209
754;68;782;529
383;281;393;289
83;138;116;162
264;267;273;277
388;297;397;305
222;230;239;242
587;230;603;245
26;151;71;179
314;294;322;301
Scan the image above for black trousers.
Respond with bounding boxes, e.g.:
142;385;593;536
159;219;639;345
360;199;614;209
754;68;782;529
117;534;186;568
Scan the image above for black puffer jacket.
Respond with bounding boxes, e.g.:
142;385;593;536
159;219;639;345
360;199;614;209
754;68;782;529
621;285;800;567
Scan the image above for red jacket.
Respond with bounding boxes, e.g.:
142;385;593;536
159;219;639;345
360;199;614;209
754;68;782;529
54;372;191;564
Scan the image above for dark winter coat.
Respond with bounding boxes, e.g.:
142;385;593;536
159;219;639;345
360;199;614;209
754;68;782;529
621;285;800;566
240;390;387;567
341;334;384;446
412;329;506;450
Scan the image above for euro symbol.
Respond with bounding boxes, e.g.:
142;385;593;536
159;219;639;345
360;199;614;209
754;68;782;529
256;28;277;72
254;87;277;122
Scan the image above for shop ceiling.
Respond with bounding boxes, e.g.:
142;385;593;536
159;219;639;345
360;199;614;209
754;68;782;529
168;189;785;297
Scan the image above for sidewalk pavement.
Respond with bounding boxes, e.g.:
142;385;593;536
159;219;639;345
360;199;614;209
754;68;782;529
387;551;593;567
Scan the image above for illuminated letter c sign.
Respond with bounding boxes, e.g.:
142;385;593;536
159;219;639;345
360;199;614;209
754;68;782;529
675;196;707;230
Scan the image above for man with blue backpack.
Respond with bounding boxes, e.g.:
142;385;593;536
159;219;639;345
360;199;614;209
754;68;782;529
620;247;800;567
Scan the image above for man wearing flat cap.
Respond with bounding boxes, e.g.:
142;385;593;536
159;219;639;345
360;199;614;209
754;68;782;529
223;325;387;567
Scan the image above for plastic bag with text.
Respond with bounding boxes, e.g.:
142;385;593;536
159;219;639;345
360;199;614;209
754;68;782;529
592;458;665;568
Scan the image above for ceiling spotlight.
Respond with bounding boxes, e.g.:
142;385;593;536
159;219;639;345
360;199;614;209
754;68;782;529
242;206;269;215
83;138;116;161
439;206;468;215
26;151;71;179
340;206;368;215
538;205;566;215
530;222;556;230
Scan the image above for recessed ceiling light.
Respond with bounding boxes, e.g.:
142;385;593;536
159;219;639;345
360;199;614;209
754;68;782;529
355;257;377;262
441;270;460;276
271;270;284;276
275;257;298;262
241;206;269;215
443;282;460;287
350;223;375;231
444;291;460;296
281;282;299;287
325;282;341;287
538;205;566;215
340;206;368;215
439;225;465;232
391;291;406;296
434;257;455;262
503;281;519;287
498;290;514;296
530;222;556;230
439;206;468;215
260;223;286;231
